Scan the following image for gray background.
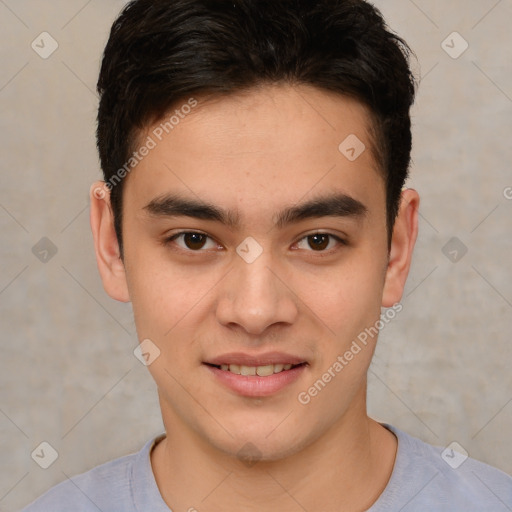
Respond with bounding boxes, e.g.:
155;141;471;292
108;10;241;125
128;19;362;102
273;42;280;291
1;0;511;510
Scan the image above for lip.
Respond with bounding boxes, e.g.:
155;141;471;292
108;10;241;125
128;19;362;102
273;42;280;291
204;363;307;397
204;351;307;367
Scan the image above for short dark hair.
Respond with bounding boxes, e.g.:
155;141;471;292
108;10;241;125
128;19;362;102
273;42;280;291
97;0;416;260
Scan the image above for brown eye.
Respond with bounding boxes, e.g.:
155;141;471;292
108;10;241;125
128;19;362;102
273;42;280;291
165;232;218;251
183;233;208;250
295;233;345;252
308;234;330;251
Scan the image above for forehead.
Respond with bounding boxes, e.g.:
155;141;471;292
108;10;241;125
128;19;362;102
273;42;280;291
124;84;385;223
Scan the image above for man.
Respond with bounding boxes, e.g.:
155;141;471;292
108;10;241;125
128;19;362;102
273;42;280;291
22;0;512;510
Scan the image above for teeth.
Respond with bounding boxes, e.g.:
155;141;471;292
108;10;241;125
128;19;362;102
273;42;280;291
240;365;256;376
229;364;241;374
256;365;274;377
218;363;300;375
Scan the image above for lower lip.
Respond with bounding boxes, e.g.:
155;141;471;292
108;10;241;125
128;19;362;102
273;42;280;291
204;364;307;397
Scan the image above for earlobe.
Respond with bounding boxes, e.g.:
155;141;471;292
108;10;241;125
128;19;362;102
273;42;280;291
89;181;131;303
381;188;420;307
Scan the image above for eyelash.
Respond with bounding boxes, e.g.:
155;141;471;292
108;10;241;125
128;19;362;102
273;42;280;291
163;231;347;254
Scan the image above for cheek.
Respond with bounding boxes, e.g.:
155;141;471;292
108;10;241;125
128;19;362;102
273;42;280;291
295;255;385;346
124;246;209;340
126;261;210;396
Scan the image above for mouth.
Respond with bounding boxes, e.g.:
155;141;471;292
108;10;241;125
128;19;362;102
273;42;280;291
202;354;309;397
204;362;307;377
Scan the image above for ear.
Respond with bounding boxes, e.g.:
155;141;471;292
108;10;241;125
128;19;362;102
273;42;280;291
89;181;130;303
381;188;420;307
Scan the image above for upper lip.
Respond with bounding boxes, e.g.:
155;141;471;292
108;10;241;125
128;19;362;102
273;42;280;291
204;352;307;367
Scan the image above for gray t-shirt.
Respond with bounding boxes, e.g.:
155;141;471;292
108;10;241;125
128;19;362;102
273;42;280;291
21;423;512;511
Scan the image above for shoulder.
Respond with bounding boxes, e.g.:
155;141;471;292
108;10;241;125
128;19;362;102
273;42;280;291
20;438;156;512
378;423;512;511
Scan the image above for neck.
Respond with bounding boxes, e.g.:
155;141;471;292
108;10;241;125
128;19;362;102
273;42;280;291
151;390;397;511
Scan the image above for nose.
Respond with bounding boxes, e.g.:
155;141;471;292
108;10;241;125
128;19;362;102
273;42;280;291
215;250;299;337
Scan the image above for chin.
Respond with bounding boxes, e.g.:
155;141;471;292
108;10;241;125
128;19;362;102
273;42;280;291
206;421;313;464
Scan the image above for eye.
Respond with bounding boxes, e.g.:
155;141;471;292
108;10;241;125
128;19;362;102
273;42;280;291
164;231;220;251
164;231;345;253
295;233;345;252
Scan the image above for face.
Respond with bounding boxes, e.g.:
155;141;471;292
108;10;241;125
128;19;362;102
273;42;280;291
91;84;418;461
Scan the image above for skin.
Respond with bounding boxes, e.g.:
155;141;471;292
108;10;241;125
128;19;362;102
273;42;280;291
90;83;419;511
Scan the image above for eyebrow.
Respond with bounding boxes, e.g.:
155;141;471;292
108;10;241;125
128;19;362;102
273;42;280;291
143;192;368;229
